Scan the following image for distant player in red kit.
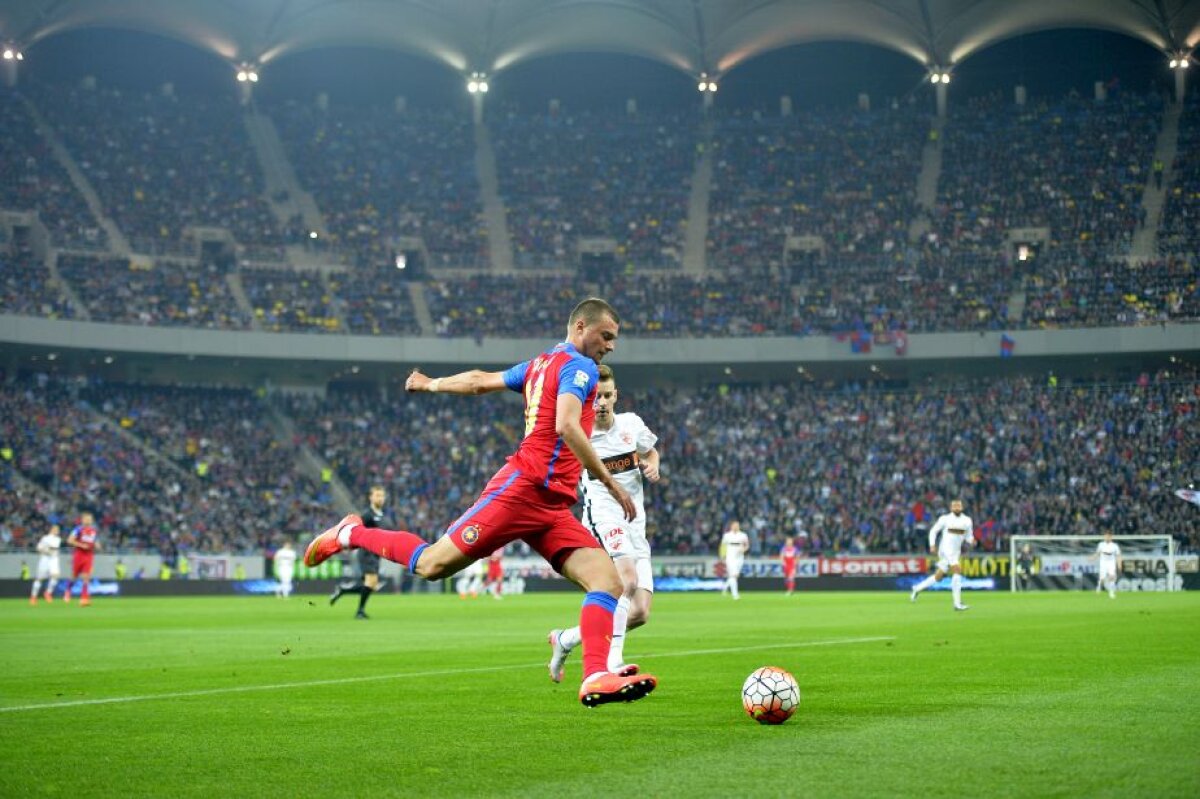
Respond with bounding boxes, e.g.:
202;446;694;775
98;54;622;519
65;512;100;606
781;536;798;595
304;298;657;707
485;550;505;600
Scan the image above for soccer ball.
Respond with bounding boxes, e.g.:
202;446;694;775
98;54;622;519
742;666;800;724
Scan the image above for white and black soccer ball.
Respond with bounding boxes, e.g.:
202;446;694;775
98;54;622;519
742;666;800;724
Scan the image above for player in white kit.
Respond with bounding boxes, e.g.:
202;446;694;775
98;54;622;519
30;524;63;605
274;540;297;599
1093;531;1122;598
548;364;661;681
910;499;974;610
720;521;750;600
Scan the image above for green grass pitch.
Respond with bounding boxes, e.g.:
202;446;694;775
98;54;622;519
2;590;1198;798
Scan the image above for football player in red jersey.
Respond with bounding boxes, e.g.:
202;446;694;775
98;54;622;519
780;536;798;595
65;512;100;606
303;298;656;708
485;550;504;600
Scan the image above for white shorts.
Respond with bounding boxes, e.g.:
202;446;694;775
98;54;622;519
592;519;654;592
36;557;60;579
277;568;294;584
1099;564;1117;580
935;552;961;572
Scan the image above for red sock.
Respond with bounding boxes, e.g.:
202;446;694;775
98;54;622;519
81;582;90;600
580;592;617;679
785;578;795;593
349;525;428;572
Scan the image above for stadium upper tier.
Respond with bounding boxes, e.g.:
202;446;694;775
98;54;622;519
2;86;1196;339
3;373;1195;557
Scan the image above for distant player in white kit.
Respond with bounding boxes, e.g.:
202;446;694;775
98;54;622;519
548;364;661;680
1093;531;1122;599
274;539;297;599
30;524;63;605
910;498;974;610
720;520;750;600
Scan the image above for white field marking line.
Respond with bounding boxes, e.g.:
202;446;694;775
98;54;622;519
0;635;894;713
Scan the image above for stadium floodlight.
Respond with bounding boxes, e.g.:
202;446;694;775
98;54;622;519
308;230;319;239
236;64;259;83
698;73;718;93
467;71;488;94
2;48;16;61
237;70;248;82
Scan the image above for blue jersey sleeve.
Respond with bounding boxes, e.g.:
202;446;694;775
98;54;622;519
502;361;530;392
556;356;598;403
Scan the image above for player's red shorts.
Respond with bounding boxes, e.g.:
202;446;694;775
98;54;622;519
487;560;503;581
782;560;797;578
446;463;600;573
72;551;95;577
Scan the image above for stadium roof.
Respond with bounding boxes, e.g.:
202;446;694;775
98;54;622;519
2;0;1198;77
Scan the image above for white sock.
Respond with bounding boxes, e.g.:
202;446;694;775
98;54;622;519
730;577;740;600
558;625;582;653
913;574;937;594
607;596;630;671
336;524;355;548
31;579;41;598
47;578;56;595
951;573;962;606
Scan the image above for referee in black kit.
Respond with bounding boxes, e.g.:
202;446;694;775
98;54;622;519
330;485;392;619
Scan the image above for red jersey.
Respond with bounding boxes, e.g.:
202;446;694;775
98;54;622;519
71;525;98;551
501;342;599;503
780;544;797;573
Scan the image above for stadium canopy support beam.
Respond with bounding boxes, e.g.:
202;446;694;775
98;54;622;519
2;58;17;88
1176;68;1187;106
935;82;947;118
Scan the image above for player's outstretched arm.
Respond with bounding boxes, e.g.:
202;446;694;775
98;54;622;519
555;392;636;521
406;368;508;396
639;447;661;483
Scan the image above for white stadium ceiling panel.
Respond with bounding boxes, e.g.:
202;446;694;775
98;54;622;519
1;0;1197;76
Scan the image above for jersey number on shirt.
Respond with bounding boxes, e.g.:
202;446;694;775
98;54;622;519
523;360;549;437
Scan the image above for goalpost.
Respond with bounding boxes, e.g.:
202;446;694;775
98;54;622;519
1009;535;1178;593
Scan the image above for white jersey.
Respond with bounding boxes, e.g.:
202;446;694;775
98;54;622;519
579;412;658;531
37;533;62;558
36;532;62;578
722;530;750;564
1096;541;1121;572
929;512;974;568
275;547;297;575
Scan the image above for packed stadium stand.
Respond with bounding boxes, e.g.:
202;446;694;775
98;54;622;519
0;377;327;554
1;373;1194;557
0;88;106;250
492;110;695;269
1160;95;1200;256
38;85;284;257
272;103;486;269
708;106;925;273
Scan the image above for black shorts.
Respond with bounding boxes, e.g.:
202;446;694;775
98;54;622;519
356;550;381;576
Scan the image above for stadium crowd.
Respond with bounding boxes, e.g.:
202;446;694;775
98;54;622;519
279;373;1197;559
273;103;486;269
708;106;925;273
492;110;695;269
57;254;251;329
0;250;77;319
39;85;283;256
1159;95;1200;256
0;89;107;250
0;376;327;556
933;91;1160;259
1;372;1195;558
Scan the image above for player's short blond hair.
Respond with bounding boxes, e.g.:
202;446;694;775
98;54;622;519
568;298;620;333
598;364;615;384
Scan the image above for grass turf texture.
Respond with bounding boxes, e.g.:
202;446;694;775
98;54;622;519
2;591;1198;798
